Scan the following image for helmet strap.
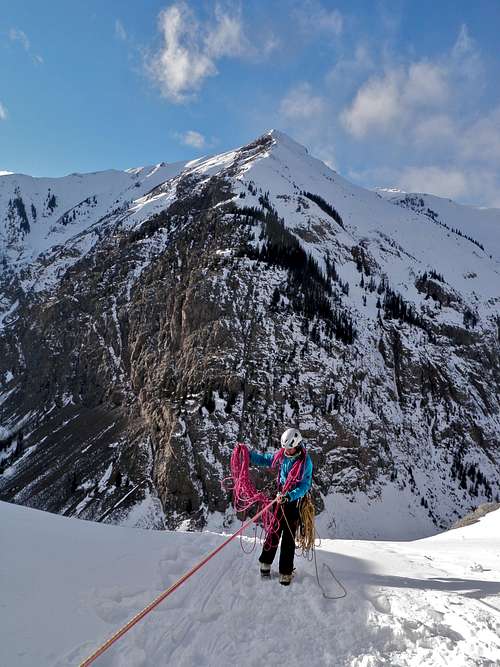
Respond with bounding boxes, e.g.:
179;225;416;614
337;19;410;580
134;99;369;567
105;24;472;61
284;448;299;459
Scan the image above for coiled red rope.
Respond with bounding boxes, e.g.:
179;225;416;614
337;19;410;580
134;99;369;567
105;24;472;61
227;443;305;542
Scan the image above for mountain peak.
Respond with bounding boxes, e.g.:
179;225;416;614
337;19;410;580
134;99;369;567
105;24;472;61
265;128;309;155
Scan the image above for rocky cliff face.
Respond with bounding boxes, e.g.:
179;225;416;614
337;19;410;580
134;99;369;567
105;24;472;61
1;131;499;538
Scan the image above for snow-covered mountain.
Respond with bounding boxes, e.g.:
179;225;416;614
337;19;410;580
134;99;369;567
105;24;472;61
0;160;194;266
2;499;499;666
0;130;499;537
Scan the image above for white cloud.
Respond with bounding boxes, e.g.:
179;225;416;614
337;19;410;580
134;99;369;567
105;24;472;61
411;108;500;167
0;102;8;121
271;23;498;208
404;61;449;106
317;9;343;35
279;83;326;120
9;28;30;51
340;60;449;139
351;164;500;208
397;165;500;208
340;69;402;138
397;166;468;200
9;27;43;65
148;3;216;102
340;25;480;141
177;130;206;148
147;1;268;103
115;19;127;41
205;5;247;58
326;43;374;87
309;139;337;171
413;114;456;146
450;24;482;82
459;106;500;166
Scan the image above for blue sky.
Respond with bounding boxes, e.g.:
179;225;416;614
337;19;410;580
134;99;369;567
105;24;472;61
1;1;499;206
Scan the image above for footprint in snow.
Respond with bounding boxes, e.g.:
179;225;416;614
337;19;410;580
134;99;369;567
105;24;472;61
366;593;392;614
158;554;186;579
91;588;149;623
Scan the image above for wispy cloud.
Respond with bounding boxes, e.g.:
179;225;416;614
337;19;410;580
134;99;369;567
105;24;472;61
326;44;374;88
279;83;326;120
9;28;30;51
9;27;43;65
147;1;276;103
205;4;248;58
334;25;500;205
459;106;500;166
294;1;343;36
397;165;467;200
175;129;207;149
0;102;8;121
148;2;215;103
115;19;127;41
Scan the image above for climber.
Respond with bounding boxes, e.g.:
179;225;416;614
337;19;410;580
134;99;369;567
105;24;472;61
249;428;313;586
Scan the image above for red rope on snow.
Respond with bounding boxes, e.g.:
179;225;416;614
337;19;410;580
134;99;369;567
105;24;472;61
79;497;277;667
81;443;305;665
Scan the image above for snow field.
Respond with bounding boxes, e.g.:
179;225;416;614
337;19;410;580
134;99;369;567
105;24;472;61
1;500;499;666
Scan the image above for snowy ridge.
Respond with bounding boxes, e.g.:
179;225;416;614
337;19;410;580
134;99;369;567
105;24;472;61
2;130;499;315
377;188;500;263
0;161;189;264
1;500;499;666
116;128;500;314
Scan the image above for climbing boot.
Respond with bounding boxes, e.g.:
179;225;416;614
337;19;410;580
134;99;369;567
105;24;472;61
279;572;293;586
260;563;271;578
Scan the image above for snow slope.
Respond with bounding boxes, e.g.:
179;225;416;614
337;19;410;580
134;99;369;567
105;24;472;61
377;188;500;263
1;500;499;666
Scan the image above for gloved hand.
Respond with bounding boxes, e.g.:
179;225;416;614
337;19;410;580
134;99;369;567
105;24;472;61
276;492;288;504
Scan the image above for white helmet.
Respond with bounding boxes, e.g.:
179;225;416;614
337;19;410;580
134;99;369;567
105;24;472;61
281;428;303;450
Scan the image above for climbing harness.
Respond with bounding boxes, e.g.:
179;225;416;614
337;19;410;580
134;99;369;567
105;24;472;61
79;496;277;666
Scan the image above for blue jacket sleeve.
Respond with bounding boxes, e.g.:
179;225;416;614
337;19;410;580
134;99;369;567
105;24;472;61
249;450;274;467
287;455;313;501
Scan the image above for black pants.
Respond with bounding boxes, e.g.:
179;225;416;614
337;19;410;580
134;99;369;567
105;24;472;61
259;500;299;575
